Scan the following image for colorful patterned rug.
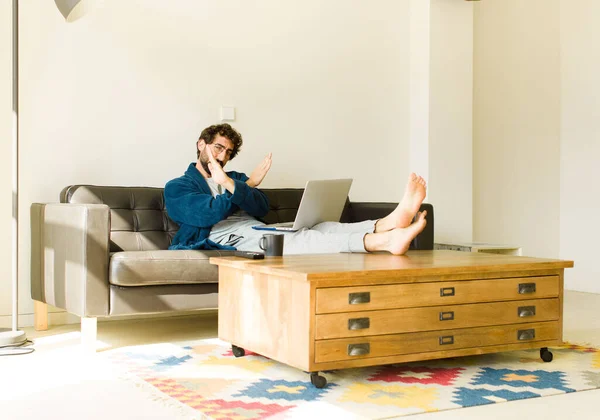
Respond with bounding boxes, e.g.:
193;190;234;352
105;339;600;419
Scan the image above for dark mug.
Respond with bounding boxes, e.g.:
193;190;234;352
259;234;284;257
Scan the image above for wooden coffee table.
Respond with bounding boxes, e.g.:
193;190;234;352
210;251;573;388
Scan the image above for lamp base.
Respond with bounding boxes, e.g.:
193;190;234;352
0;329;27;347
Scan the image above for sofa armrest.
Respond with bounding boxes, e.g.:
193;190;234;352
31;203;111;317
343;202;435;250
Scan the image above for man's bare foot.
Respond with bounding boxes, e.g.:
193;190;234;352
375;173;427;232
365;211;427;255
386;211;427;255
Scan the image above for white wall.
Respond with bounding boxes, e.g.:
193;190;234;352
2;0;418;327
409;0;430;179
0;1;13;322
0;0;475;327
560;0;600;292
429;0;473;243
473;0;561;258
474;0;600;293
19;0;412;199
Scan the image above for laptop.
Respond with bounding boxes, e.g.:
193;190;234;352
252;178;353;232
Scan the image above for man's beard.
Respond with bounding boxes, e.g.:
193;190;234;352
200;149;224;176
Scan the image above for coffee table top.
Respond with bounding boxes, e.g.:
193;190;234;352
210;250;574;282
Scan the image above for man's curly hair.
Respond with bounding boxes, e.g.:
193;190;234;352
197;123;243;160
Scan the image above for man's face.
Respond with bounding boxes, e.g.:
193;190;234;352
198;135;235;175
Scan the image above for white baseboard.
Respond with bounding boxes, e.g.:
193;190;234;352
0;311;78;329
0;308;218;329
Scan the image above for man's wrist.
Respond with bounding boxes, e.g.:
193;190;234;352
246;178;256;188
222;177;235;193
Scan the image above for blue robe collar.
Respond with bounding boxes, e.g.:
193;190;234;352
185;162;211;195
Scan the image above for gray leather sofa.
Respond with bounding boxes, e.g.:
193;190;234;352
30;185;434;346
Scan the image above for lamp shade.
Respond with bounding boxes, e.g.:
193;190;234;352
54;0;94;22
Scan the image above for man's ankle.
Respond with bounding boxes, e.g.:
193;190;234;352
373;219;382;233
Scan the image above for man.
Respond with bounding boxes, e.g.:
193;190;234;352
165;123;427;255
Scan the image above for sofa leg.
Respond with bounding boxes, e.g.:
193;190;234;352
81;317;97;351
34;301;48;331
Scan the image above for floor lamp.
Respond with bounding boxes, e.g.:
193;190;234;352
0;0;93;349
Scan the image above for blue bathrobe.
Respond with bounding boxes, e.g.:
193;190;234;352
165;163;270;250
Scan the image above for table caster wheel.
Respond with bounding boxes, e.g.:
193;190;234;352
540;347;553;362
310;372;327;388
232;345;245;357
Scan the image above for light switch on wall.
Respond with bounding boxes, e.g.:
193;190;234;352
220;106;236;121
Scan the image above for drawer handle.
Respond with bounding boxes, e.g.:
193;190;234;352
439;311;455;321
347;343;370;356
440;287;455;297
518;306;536;318
439;335;454;345
519;283;537;294
348;292;370;305
348;317;370;330
518;329;536;341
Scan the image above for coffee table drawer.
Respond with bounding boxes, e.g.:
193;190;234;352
315;321;559;363
315;276;558;314
315;298;559;339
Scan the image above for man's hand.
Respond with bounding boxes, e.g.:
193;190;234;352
247;153;273;188
206;145;235;193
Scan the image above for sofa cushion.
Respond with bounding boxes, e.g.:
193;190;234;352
61;185;179;252
109;249;235;287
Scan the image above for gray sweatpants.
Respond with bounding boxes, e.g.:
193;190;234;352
209;219;377;255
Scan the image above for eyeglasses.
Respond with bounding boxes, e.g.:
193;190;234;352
211;143;234;158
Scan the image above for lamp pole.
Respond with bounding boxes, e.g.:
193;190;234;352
12;0;19;334
0;0;26;349
1;0;91;349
